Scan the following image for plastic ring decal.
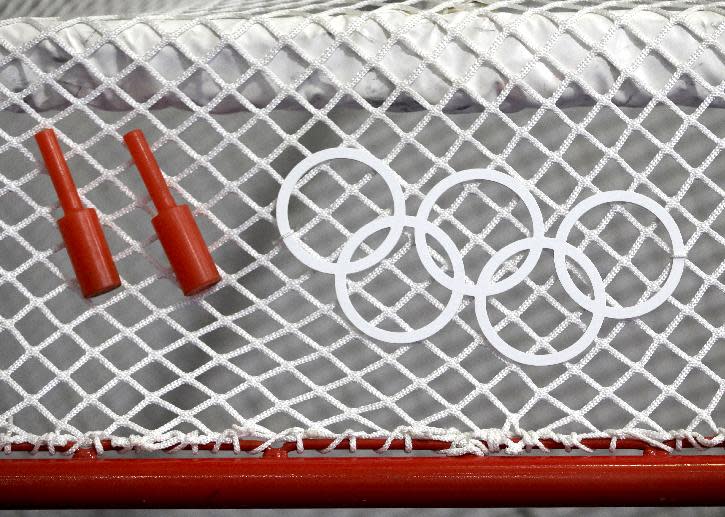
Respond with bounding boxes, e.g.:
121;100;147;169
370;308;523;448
415;169;545;297
475;237;606;366
276;148;406;275
335;215;465;344
554;191;685;320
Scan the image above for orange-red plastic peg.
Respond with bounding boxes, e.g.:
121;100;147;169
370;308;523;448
35;128;121;298
124;129;220;295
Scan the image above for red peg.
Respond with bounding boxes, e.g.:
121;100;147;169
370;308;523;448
35;129;121;298
124;129;220;296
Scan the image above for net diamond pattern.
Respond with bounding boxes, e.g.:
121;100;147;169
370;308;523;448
1;0;725;455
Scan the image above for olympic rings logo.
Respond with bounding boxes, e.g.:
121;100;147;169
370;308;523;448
276;148;686;366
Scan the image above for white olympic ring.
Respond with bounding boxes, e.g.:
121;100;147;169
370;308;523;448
415;169;545;297
475;237;606;366
554;191;686;320
276;148;685;366
335;215;465;344
276;147;406;275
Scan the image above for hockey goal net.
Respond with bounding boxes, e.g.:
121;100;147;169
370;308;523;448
2;0;725;507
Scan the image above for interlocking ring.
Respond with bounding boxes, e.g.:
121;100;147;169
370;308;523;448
276;148;406;275
554;191;686;320
335;216;465;344
277;148;686;366
475;237;606;366
415;169;545;296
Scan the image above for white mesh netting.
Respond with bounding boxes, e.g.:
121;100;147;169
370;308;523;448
2;0;725;455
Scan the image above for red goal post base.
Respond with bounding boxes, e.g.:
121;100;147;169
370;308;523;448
3;438;725;508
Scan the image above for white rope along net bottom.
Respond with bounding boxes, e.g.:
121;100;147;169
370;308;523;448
1;0;725;456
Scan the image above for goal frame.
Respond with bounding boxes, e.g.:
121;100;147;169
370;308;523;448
4;1;725;509
3;438;725;508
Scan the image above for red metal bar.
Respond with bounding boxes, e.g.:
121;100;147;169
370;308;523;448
7;437;718;454
2;451;725;508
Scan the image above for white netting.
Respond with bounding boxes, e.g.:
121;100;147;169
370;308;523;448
1;0;725;455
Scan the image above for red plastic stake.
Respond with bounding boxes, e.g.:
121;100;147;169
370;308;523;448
124;129;221;295
35;129;121;298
